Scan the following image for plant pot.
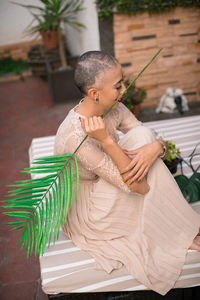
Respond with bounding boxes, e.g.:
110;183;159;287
133;103;140;119
46;59;82;103
164;158;181;174
41;30;58;49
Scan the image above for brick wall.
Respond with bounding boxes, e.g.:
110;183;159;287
0;39;43;61
113;7;200;108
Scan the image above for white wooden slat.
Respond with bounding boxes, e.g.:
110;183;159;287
71;275;134;293
145;115;200;127
41;259;95;274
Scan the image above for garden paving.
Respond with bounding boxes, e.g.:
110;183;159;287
0;76;199;299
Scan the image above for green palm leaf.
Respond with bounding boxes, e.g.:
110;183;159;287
1;49;162;257
2;154;79;257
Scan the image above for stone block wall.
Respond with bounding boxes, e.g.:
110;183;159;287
113;7;200;108
0;39;43;61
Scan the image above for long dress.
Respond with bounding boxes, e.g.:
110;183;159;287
54;102;200;296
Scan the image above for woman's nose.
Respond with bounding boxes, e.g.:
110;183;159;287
121;82;126;93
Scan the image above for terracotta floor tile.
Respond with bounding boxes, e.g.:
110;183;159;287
1;281;38;300
35;280;49;300
0;250;40;284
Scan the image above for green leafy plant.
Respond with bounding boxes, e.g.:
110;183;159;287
0;57;29;76
163;140;181;174
174;143;200;203
13;0;84;68
164;140;181;163
97;0;200;19
122;80;146;111
1;48;162;258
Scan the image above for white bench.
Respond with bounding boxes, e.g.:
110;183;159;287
29;115;200;296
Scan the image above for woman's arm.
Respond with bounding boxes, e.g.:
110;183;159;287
121;140;166;184
81;116;149;195
117;103;167;182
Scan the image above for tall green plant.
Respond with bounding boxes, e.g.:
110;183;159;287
1;49;162;258
12;0;84;68
175;143;200;203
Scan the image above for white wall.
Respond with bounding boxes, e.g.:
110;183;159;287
0;0;41;46
0;0;100;54
64;0;100;56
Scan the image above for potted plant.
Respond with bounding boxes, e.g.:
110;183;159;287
13;0;84;102
164;140;181;174
174;143;200;203
122;80;146;118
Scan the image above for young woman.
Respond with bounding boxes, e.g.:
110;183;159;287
54;51;200;295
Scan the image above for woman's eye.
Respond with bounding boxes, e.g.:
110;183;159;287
116;85;122;90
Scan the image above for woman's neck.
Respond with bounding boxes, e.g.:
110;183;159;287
77;97;104;117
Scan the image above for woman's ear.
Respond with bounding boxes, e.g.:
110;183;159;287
87;87;99;100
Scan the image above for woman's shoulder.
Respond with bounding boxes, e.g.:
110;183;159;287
118;102;131;113
108;102;130;120
56;106;82;135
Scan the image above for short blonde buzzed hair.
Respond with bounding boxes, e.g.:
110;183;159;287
74;51;118;95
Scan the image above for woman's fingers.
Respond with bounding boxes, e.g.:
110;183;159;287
81;117;101;133
123;160;142;181
126;163;146;183
121;158;137;175
80;116;108;142
130;165;147;183
88;117;95;131
84;118;89;132
137;167;149;182
124;149;138;155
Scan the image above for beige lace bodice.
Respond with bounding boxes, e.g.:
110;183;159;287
54;102;141;193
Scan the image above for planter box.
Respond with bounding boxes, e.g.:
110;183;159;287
46;59;82;103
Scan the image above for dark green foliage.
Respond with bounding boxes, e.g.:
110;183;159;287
175;172;200;203
97;0;200;19
12;0;84;34
122;80;146;111
174;143;200;203
0;57;29;75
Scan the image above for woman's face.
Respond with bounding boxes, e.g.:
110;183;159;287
97;63;126;112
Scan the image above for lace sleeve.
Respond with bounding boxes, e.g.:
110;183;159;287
117;103;142;133
65;134;131;193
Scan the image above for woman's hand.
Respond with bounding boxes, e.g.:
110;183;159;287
121;141;163;183
80;116;110;143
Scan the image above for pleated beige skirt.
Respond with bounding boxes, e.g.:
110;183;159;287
63;126;200;295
